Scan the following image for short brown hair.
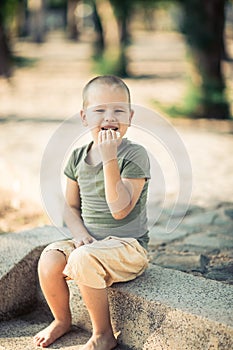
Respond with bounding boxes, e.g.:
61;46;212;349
82;75;131;108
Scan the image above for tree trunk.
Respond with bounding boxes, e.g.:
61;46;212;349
94;0;128;76
67;0;80;40
28;0;46;43
182;0;230;119
95;0;120;53
92;0;104;56
0;23;12;78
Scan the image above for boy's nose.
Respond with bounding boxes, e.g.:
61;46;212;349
104;109;116;121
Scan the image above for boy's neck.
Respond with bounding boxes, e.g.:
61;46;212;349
85;143;102;166
85;139;124;166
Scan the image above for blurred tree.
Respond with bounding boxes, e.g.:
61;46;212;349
92;0;104;55
67;0;80;40
93;0;125;75
27;0;46;43
0;0;18;77
93;0;147;76
0;23;12;78
110;0;132;45
92;0;161;76
179;0;230;119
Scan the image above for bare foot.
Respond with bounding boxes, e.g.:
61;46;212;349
33;320;71;347
82;332;117;350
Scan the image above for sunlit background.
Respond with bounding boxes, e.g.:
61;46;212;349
0;0;233;233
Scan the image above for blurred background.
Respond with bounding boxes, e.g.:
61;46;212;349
0;0;233;234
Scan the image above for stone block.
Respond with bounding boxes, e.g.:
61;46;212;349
181;211;217;227
1;226;233;349
149;225;188;246
150;253;208;273
0;226;69;320
69;264;233;350
205;262;233;283
225;209;233;220
0;248;40;320
183;233;233;249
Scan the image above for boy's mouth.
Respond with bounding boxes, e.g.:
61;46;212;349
101;126;118;131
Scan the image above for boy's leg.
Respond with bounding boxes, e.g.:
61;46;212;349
78;284;117;350
54;237;147;349
33;250;72;348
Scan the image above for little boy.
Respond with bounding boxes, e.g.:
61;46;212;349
34;75;150;349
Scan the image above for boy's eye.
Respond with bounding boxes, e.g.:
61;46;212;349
115;109;125;113
95;109;105;113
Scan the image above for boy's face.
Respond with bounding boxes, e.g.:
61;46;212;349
80;84;134;145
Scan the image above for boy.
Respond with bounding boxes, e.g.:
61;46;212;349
34;76;150;349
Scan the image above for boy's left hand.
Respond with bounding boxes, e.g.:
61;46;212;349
98;129;120;165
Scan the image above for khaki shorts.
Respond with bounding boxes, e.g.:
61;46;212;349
43;236;149;289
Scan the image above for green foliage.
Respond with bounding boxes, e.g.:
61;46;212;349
110;0;133;18
47;0;66;9
0;0;19;26
153;77;230;119
92;50;128;77
153;83;202;119
153;100;197;119
179;0;216;50
173;0;230;118
12;55;38;68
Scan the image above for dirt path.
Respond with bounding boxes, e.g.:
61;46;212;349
0;30;233;233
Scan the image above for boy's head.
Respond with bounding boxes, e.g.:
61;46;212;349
81;76;134;144
82;75;131;109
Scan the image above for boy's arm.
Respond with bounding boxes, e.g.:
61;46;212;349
63;177;95;247
98;130;146;220
103;159;145;220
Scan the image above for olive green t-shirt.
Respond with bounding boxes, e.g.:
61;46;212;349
64;138;150;248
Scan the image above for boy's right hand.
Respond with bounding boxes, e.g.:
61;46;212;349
98;129;120;165
72;236;96;248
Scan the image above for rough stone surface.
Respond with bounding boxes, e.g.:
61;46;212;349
0;226;70;320
0;219;233;349
0;309;103;350
151;253;208;272
69;265;233;349
143;311;233;350
182;233;233;249
148;203;233;285
180;211;217;227
148;225;189;245
0;249;39;320
0;226;70;278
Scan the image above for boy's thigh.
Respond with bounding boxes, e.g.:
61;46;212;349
80;236;149;285
42;237;148;287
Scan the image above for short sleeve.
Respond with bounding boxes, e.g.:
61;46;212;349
64;150;78;181
120;144;151;180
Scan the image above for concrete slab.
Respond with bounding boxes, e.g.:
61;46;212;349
149;225;188;246
183;232;233;249
0;314;91;350
0;226;71;320
181;211;217;227
69;265;233;349
1;226;233;349
150;253;207;272
0;309;127;350
0;226;70;278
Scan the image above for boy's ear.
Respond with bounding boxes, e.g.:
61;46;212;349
128;109;134;127
80;109;88;126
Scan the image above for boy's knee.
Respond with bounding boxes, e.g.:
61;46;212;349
39;249;66;275
65;246;106;287
67;245;100;274
68;245;90;266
